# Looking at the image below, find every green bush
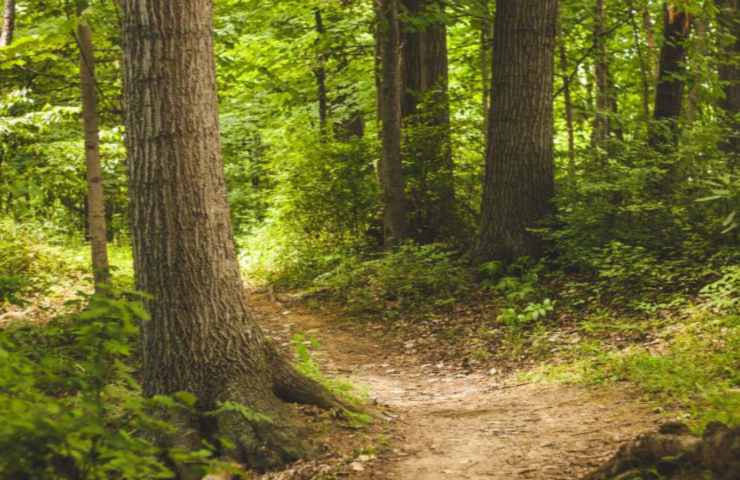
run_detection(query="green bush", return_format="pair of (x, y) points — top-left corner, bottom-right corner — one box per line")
(0, 291), (221, 479)
(0, 218), (76, 303)
(314, 242), (472, 316)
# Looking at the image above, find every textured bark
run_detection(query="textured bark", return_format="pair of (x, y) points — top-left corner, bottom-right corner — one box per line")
(0, 0), (14, 47)
(716, 0), (740, 162)
(476, 0), (557, 262)
(400, 0), (454, 243)
(121, 0), (344, 469)
(377, 0), (408, 245)
(77, 15), (110, 288)
(649, 3), (691, 150)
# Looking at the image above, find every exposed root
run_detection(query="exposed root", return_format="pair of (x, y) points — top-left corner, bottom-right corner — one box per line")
(583, 421), (740, 480)
(268, 345), (358, 413)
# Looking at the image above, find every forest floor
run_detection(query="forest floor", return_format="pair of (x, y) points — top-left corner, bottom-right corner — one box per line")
(252, 294), (660, 480)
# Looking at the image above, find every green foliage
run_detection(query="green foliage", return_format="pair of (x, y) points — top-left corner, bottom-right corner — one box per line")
(699, 265), (740, 314)
(479, 258), (555, 328)
(0, 218), (80, 302)
(0, 291), (224, 479)
(498, 299), (555, 328)
(313, 243), (472, 316)
(531, 311), (740, 431)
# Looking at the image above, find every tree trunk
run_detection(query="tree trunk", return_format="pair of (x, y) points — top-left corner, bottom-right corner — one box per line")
(76, 9), (110, 288)
(559, 20), (576, 185)
(627, 0), (652, 123)
(0, 0), (14, 47)
(644, 5), (658, 79)
(649, 3), (691, 150)
(477, 0), (494, 137)
(120, 0), (344, 470)
(592, 0), (612, 145)
(687, 17), (707, 123)
(476, 0), (557, 263)
(377, 0), (407, 245)
(716, 0), (740, 163)
(400, 0), (454, 243)
(314, 8), (329, 141)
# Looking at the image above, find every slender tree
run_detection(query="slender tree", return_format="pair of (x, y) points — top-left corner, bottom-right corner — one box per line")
(476, 0), (557, 262)
(592, 0), (612, 145)
(314, 8), (329, 141)
(0, 0), (14, 46)
(400, 0), (455, 243)
(649, 3), (691, 150)
(377, 0), (408, 244)
(76, 4), (110, 288)
(716, 0), (740, 161)
(120, 0), (345, 469)
(558, 19), (576, 184)
(627, 0), (653, 123)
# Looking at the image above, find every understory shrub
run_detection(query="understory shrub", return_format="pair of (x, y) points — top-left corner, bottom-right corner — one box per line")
(313, 242), (472, 316)
(0, 291), (224, 479)
(0, 218), (78, 303)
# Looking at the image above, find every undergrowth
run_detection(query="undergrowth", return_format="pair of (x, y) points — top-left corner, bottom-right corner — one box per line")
(0, 289), (232, 479)
(524, 267), (740, 431)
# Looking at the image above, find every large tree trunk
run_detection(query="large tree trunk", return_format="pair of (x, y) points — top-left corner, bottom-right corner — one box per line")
(649, 3), (691, 150)
(120, 0), (344, 470)
(0, 0), (14, 47)
(716, 0), (740, 163)
(77, 11), (110, 289)
(476, 0), (557, 262)
(400, 0), (455, 243)
(377, 0), (408, 245)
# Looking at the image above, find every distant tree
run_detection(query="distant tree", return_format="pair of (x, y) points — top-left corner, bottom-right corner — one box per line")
(716, 0), (740, 161)
(400, 0), (455, 243)
(0, 0), (14, 46)
(592, 0), (613, 146)
(476, 0), (557, 262)
(76, 2), (110, 288)
(121, 0), (344, 468)
(649, 3), (691, 150)
(376, 0), (408, 245)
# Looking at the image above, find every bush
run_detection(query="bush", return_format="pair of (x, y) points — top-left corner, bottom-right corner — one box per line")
(314, 243), (472, 316)
(0, 291), (222, 479)
(0, 218), (77, 303)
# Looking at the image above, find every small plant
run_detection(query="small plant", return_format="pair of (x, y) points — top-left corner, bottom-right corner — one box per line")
(700, 265), (740, 314)
(498, 299), (555, 328)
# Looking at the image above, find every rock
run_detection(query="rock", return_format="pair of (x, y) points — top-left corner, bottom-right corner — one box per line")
(349, 461), (365, 472)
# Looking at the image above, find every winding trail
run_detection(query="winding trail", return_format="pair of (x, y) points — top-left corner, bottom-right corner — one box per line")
(254, 296), (658, 479)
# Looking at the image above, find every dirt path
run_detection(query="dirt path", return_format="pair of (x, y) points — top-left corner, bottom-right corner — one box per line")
(254, 297), (658, 480)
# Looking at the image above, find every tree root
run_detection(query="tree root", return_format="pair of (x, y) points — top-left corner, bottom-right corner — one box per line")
(583, 421), (740, 480)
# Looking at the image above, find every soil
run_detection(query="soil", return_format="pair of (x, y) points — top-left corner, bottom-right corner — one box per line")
(252, 295), (660, 480)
